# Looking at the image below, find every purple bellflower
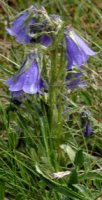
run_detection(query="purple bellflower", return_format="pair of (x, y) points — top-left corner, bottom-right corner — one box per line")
(81, 112), (92, 137)
(11, 91), (25, 105)
(67, 79), (84, 89)
(6, 12), (51, 46)
(4, 53), (45, 95)
(6, 12), (35, 43)
(82, 121), (92, 137)
(66, 70), (86, 89)
(65, 29), (96, 70)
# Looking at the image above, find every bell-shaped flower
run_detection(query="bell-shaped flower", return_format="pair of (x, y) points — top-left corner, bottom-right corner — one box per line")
(6, 12), (51, 46)
(66, 69), (86, 89)
(4, 53), (45, 94)
(11, 91), (25, 105)
(65, 29), (96, 69)
(82, 120), (92, 137)
(81, 112), (92, 137)
(6, 12), (35, 43)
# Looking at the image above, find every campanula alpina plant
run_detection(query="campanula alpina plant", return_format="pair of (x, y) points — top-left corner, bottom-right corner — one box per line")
(4, 5), (96, 138)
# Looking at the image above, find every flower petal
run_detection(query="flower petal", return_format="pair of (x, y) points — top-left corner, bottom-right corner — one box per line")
(65, 35), (87, 69)
(6, 13), (35, 43)
(6, 13), (28, 36)
(72, 31), (96, 56)
(40, 34), (51, 47)
(67, 79), (82, 89)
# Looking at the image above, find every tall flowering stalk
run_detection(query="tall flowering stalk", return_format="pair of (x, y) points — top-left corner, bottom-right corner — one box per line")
(4, 5), (96, 136)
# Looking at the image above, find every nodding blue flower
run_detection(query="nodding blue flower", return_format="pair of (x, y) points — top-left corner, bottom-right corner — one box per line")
(66, 70), (86, 89)
(81, 112), (92, 137)
(11, 91), (25, 105)
(65, 29), (96, 70)
(67, 79), (85, 89)
(6, 12), (51, 46)
(6, 12), (35, 43)
(4, 53), (45, 94)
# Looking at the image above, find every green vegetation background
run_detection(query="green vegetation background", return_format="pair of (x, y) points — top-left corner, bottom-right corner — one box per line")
(0, 0), (102, 199)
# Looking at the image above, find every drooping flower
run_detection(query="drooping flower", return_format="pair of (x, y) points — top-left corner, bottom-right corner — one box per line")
(65, 28), (96, 70)
(11, 91), (25, 105)
(66, 69), (86, 89)
(81, 112), (92, 137)
(83, 120), (92, 137)
(6, 11), (51, 46)
(6, 12), (35, 43)
(4, 53), (45, 94)
(67, 79), (85, 89)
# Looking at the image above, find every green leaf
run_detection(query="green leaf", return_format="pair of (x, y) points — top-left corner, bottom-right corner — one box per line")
(15, 194), (24, 200)
(74, 184), (95, 200)
(79, 91), (92, 105)
(74, 149), (84, 169)
(0, 64), (14, 75)
(94, 179), (101, 190)
(36, 165), (85, 200)
(79, 171), (102, 182)
(67, 169), (78, 190)
(0, 179), (5, 200)
(60, 144), (76, 163)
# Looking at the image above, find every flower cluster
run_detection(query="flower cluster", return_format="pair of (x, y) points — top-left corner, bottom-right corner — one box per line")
(4, 6), (96, 136)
